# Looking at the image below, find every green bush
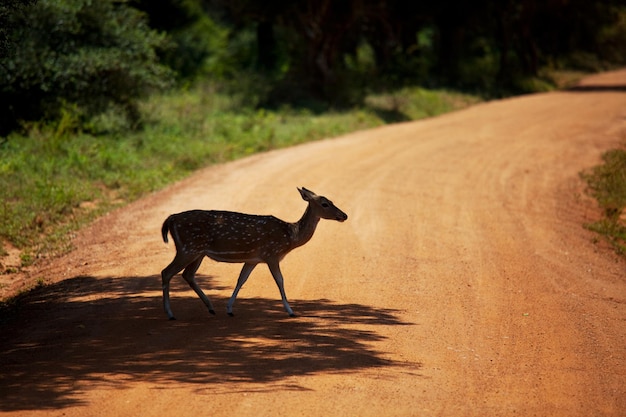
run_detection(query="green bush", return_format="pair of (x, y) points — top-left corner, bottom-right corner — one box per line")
(0, 0), (173, 135)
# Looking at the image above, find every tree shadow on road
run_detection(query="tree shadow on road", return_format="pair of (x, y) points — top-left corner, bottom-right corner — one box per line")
(0, 275), (418, 411)
(566, 85), (626, 93)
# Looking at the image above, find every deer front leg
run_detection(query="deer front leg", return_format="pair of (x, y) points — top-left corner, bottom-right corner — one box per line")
(267, 261), (295, 317)
(227, 262), (257, 316)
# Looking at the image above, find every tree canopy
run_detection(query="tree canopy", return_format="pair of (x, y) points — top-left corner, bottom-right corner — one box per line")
(0, 0), (172, 135)
(211, 0), (625, 94)
(1, 0), (625, 134)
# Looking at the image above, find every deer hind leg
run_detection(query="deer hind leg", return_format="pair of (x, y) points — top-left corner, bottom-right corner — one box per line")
(227, 262), (257, 316)
(182, 256), (216, 316)
(161, 252), (198, 320)
(267, 261), (295, 317)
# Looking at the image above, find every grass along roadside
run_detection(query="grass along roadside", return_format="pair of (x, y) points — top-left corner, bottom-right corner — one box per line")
(0, 85), (480, 281)
(581, 146), (626, 255)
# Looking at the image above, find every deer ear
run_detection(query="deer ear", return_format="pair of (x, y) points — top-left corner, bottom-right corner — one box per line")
(298, 187), (316, 201)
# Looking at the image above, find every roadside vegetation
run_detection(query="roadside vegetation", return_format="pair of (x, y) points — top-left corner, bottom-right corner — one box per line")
(1, 0), (625, 275)
(0, 85), (478, 270)
(581, 147), (626, 255)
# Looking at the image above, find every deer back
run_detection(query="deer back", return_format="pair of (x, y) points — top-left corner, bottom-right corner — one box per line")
(164, 210), (294, 263)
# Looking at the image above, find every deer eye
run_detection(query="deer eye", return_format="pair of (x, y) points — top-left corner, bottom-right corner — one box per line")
(321, 202), (330, 208)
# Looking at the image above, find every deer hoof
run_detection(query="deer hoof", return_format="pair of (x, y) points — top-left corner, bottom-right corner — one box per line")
(289, 313), (297, 318)
(209, 309), (216, 315)
(228, 312), (235, 317)
(168, 316), (177, 321)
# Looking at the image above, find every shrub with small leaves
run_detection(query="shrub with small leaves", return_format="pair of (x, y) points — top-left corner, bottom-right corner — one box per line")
(0, 0), (173, 135)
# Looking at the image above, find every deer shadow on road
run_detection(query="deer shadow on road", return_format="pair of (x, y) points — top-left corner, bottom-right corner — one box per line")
(0, 274), (418, 411)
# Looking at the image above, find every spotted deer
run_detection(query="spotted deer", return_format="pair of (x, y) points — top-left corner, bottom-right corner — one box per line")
(160, 187), (348, 320)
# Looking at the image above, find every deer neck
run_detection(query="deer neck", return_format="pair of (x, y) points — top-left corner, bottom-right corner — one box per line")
(290, 204), (320, 248)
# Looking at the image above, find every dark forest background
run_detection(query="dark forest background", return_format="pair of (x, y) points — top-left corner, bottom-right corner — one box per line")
(1, 0), (626, 135)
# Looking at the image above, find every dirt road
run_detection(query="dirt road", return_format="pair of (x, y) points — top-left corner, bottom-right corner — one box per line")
(1, 70), (625, 416)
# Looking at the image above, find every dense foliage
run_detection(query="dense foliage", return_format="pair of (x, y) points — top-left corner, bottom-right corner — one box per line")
(0, 0), (36, 57)
(0, 0), (173, 135)
(152, 0), (626, 102)
(1, 0), (625, 133)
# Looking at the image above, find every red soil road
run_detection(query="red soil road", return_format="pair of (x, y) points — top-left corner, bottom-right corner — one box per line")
(1, 70), (625, 417)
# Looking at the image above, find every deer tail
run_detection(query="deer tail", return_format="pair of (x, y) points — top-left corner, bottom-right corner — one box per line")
(161, 217), (171, 244)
